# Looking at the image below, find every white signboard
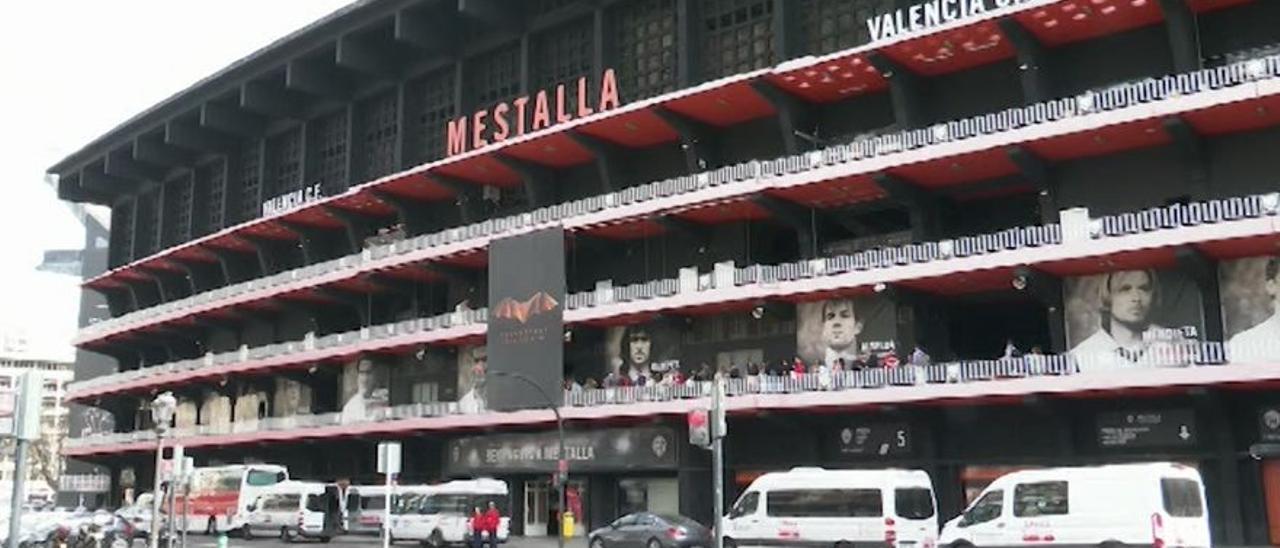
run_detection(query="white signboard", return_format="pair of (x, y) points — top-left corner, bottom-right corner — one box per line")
(377, 441), (402, 475)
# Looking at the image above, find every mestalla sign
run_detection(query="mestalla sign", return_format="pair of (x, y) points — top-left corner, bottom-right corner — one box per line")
(866, 0), (1039, 43)
(446, 69), (621, 156)
(443, 426), (678, 476)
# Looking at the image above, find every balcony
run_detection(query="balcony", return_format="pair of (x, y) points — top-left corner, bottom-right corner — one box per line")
(77, 53), (1280, 348)
(63, 335), (1280, 456)
(66, 191), (1280, 404)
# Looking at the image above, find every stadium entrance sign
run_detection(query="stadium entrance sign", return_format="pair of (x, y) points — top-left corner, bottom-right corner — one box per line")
(446, 69), (620, 156)
(867, 0), (1038, 43)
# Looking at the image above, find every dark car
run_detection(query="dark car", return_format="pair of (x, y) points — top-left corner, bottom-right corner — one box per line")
(589, 513), (711, 548)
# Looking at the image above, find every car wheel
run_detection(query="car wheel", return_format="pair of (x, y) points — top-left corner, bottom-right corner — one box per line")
(320, 536), (332, 543)
(949, 541), (975, 548)
(591, 538), (606, 548)
(834, 542), (853, 548)
(242, 526), (254, 540)
(647, 539), (662, 548)
(206, 518), (217, 536)
(428, 530), (445, 548)
(281, 527), (293, 543)
(723, 538), (737, 548)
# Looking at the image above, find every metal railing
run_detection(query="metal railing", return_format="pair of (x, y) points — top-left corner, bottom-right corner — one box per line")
(66, 338), (1280, 449)
(79, 54), (1280, 340)
(66, 191), (1280, 397)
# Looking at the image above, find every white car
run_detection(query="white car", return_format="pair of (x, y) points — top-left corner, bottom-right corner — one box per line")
(940, 462), (1210, 548)
(723, 467), (937, 548)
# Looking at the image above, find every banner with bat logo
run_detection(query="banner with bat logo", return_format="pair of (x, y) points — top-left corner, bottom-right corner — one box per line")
(486, 227), (566, 410)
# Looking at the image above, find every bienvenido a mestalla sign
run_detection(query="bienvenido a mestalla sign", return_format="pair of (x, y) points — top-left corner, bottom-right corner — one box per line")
(446, 69), (621, 157)
(866, 0), (1039, 43)
(261, 182), (323, 217)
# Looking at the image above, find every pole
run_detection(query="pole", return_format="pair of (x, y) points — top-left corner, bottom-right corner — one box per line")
(167, 471), (176, 548)
(181, 474), (189, 548)
(6, 372), (39, 548)
(5, 441), (28, 548)
(382, 469), (392, 548)
(711, 377), (725, 548)
(488, 371), (564, 548)
(555, 407), (565, 548)
(149, 435), (165, 548)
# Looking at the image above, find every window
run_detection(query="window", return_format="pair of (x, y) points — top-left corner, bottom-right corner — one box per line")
(358, 91), (399, 181)
(766, 489), (882, 518)
(729, 491), (758, 518)
(422, 494), (471, 515)
(701, 0), (775, 80)
(412, 382), (440, 403)
(1013, 481), (1068, 517)
(963, 490), (1003, 526)
(362, 496), (386, 510)
(611, 0), (677, 101)
(306, 494), (329, 512)
(238, 139), (264, 222)
(246, 469), (286, 487)
(269, 494), (301, 511)
(311, 110), (349, 193)
(533, 18), (594, 113)
(197, 159), (228, 233)
(403, 68), (456, 167)
(1161, 478), (1204, 518)
(803, 0), (894, 55)
(266, 127), (303, 197)
(895, 488), (935, 520)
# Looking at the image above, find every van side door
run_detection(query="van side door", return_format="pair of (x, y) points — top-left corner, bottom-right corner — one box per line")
(955, 489), (1005, 546)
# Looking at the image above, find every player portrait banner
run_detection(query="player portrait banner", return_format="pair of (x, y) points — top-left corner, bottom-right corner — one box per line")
(1219, 255), (1280, 363)
(1064, 268), (1204, 372)
(796, 294), (898, 366)
(603, 321), (683, 382)
(486, 227), (566, 410)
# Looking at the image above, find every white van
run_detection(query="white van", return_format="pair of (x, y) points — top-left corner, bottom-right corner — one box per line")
(939, 462), (1210, 548)
(723, 468), (938, 548)
(388, 479), (510, 547)
(243, 481), (344, 542)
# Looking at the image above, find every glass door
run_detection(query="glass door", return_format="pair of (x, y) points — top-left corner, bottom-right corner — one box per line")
(524, 481), (549, 537)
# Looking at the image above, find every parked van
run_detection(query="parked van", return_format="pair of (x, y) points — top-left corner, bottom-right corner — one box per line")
(723, 467), (937, 548)
(939, 462), (1209, 548)
(243, 481), (344, 542)
(388, 479), (510, 547)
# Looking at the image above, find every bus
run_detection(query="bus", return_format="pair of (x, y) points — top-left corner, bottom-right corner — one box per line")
(388, 479), (510, 547)
(167, 464), (289, 535)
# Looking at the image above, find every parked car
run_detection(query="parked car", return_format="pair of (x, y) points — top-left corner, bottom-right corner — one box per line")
(589, 513), (711, 548)
(939, 462), (1210, 548)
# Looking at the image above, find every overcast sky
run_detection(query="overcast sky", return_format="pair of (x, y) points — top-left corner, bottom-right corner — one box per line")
(0, 0), (354, 362)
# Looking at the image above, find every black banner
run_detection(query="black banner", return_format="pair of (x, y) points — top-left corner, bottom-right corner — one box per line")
(833, 422), (913, 459)
(1097, 409), (1196, 448)
(444, 427), (678, 476)
(487, 227), (566, 411)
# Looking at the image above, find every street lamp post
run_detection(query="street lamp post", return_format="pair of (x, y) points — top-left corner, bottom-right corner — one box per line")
(149, 392), (177, 548)
(486, 371), (565, 548)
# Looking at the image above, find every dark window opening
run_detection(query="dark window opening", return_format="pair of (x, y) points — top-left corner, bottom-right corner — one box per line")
(701, 0), (775, 80)
(766, 489), (882, 518)
(612, 0), (678, 102)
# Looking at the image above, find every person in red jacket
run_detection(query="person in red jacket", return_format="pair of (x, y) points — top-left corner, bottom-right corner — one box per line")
(482, 501), (502, 548)
(469, 506), (486, 548)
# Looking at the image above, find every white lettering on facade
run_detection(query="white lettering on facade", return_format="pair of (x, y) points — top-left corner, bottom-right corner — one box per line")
(261, 183), (323, 217)
(867, 0), (1027, 43)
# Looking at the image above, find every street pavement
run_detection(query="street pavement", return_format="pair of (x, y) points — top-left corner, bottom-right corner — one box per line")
(174, 535), (589, 548)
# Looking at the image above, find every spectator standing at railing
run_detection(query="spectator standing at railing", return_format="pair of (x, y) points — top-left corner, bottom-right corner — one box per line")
(584, 377), (599, 390)
(746, 364), (761, 393)
(1228, 256), (1280, 363)
(791, 356), (807, 377)
(603, 370), (623, 388)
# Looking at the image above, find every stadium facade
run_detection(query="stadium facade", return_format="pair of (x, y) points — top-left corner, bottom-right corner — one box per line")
(50, 0), (1280, 544)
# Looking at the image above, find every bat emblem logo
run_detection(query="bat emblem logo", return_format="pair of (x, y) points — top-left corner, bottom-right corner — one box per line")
(493, 291), (559, 323)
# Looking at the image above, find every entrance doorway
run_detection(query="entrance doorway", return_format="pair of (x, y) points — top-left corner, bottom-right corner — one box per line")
(523, 480), (589, 537)
(524, 481), (549, 537)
